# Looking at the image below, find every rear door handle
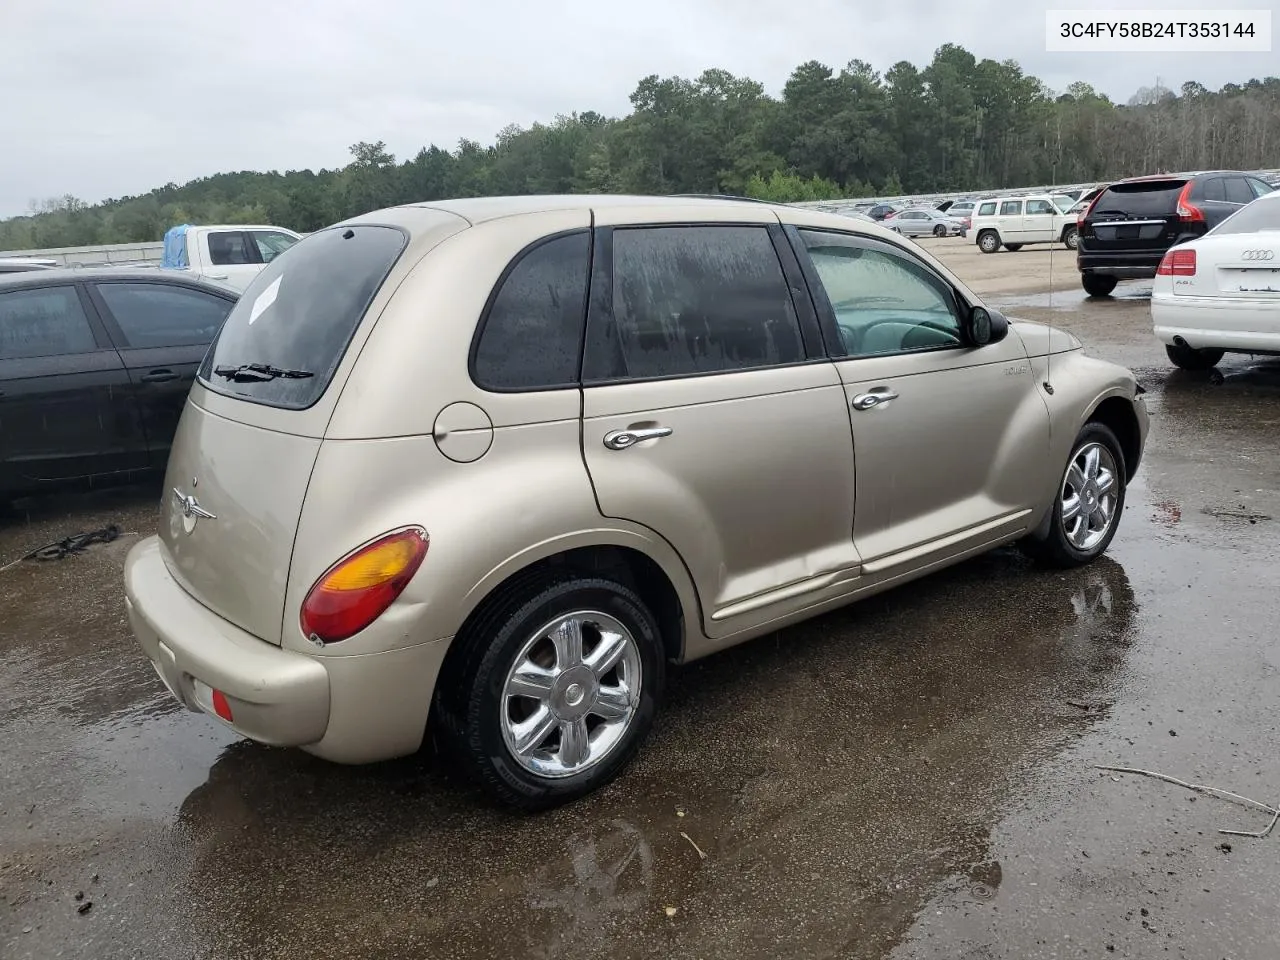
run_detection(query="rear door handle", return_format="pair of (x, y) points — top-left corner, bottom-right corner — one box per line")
(141, 369), (179, 383)
(603, 425), (673, 450)
(851, 390), (899, 411)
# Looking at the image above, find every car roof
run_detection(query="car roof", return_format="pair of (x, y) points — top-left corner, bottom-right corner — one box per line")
(0, 266), (239, 295)
(338, 194), (915, 240)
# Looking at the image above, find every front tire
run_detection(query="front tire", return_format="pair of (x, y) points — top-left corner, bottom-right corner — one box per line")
(978, 230), (1001, 254)
(1063, 226), (1078, 250)
(1081, 272), (1117, 297)
(933, 224), (947, 237)
(1165, 342), (1224, 371)
(437, 576), (665, 811)
(1020, 423), (1127, 569)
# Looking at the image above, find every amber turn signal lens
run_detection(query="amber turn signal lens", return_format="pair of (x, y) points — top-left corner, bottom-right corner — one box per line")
(300, 527), (428, 644)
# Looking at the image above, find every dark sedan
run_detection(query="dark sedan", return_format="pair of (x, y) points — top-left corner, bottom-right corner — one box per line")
(0, 268), (237, 502)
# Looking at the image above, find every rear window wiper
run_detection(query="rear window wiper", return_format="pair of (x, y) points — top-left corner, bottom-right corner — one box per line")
(212, 362), (314, 382)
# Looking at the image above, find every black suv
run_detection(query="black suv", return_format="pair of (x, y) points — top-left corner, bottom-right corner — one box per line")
(1076, 171), (1274, 297)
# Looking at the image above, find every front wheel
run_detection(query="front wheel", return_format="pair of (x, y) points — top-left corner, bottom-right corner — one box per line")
(933, 224), (947, 238)
(437, 576), (665, 810)
(1020, 423), (1127, 569)
(1165, 342), (1224, 371)
(977, 230), (1000, 254)
(1063, 226), (1078, 250)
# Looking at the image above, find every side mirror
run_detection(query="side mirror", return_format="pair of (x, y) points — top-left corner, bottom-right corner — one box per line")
(968, 305), (1009, 346)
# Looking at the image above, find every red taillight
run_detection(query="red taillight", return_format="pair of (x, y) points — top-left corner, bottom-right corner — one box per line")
(211, 688), (234, 722)
(300, 527), (429, 644)
(1157, 248), (1197, 276)
(1078, 191), (1103, 227)
(1176, 182), (1204, 222)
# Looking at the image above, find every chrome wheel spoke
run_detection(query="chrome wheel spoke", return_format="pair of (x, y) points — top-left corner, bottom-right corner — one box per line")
(1062, 494), (1083, 522)
(585, 629), (628, 678)
(1096, 470), (1116, 495)
(551, 618), (585, 669)
(592, 684), (632, 721)
(1066, 463), (1087, 493)
(507, 663), (555, 700)
(1096, 496), (1114, 526)
(1083, 445), (1101, 479)
(558, 718), (590, 767)
(513, 707), (558, 756)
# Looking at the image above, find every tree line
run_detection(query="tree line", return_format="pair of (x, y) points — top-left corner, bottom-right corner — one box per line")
(3, 43), (1278, 251)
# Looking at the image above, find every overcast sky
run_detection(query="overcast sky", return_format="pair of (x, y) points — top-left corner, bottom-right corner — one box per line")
(1, 0), (1276, 218)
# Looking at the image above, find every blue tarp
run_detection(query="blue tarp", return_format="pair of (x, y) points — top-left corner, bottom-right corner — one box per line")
(161, 224), (192, 268)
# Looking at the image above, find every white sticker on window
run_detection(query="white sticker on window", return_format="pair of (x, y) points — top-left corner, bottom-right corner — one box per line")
(248, 275), (281, 325)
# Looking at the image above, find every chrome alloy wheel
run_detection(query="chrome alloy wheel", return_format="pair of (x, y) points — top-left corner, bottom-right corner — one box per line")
(500, 611), (642, 778)
(1061, 441), (1119, 551)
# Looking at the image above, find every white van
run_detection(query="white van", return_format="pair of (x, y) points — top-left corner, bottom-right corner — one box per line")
(970, 195), (1078, 254)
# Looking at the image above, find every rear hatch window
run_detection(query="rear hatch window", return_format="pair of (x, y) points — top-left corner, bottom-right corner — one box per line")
(1091, 180), (1187, 219)
(198, 224), (407, 409)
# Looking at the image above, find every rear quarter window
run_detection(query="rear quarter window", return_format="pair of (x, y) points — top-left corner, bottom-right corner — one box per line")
(198, 225), (407, 409)
(977, 202), (997, 216)
(1094, 180), (1187, 217)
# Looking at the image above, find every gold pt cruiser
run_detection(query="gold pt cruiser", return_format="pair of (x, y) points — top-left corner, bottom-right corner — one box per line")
(124, 195), (1149, 809)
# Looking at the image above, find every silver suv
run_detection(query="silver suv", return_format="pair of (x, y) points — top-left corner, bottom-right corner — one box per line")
(124, 196), (1149, 809)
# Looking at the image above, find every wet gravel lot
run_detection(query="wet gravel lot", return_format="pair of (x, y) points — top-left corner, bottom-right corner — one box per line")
(3, 254), (1280, 959)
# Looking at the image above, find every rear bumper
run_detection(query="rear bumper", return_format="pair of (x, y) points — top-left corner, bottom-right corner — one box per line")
(1077, 248), (1163, 279)
(125, 536), (448, 763)
(1152, 293), (1280, 352)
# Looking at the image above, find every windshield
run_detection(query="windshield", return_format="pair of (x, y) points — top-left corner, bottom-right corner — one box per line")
(1211, 197), (1280, 235)
(198, 224), (407, 409)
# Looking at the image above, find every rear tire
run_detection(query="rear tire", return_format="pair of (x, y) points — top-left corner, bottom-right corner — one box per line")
(1165, 342), (1224, 371)
(1004, 243), (1024, 251)
(1081, 273), (1117, 297)
(977, 230), (1001, 254)
(1020, 423), (1127, 569)
(436, 575), (665, 811)
(933, 224), (947, 237)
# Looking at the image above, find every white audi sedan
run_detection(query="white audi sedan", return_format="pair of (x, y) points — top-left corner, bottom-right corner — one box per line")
(1152, 188), (1280, 370)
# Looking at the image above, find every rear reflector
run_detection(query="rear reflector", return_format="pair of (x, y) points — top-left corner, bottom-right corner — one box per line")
(211, 688), (234, 722)
(1157, 248), (1197, 276)
(300, 527), (429, 644)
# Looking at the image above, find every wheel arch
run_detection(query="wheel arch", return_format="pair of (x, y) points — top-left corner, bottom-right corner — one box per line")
(1085, 393), (1143, 482)
(439, 532), (698, 695)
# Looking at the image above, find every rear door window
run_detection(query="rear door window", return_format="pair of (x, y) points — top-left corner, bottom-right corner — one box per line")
(94, 282), (234, 348)
(206, 231), (258, 266)
(1225, 178), (1256, 205)
(1199, 178), (1226, 202)
(198, 225), (407, 409)
(1000, 201), (1022, 216)
(0, 285), (99, 360)
(587, 225), (804, 381)
(1093, 180), (1186, 217)
(472, 231), (590, 390)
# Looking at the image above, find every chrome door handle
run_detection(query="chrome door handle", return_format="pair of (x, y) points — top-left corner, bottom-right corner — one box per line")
(603, 426), (672, 450)
(851, 390), (899, 411)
